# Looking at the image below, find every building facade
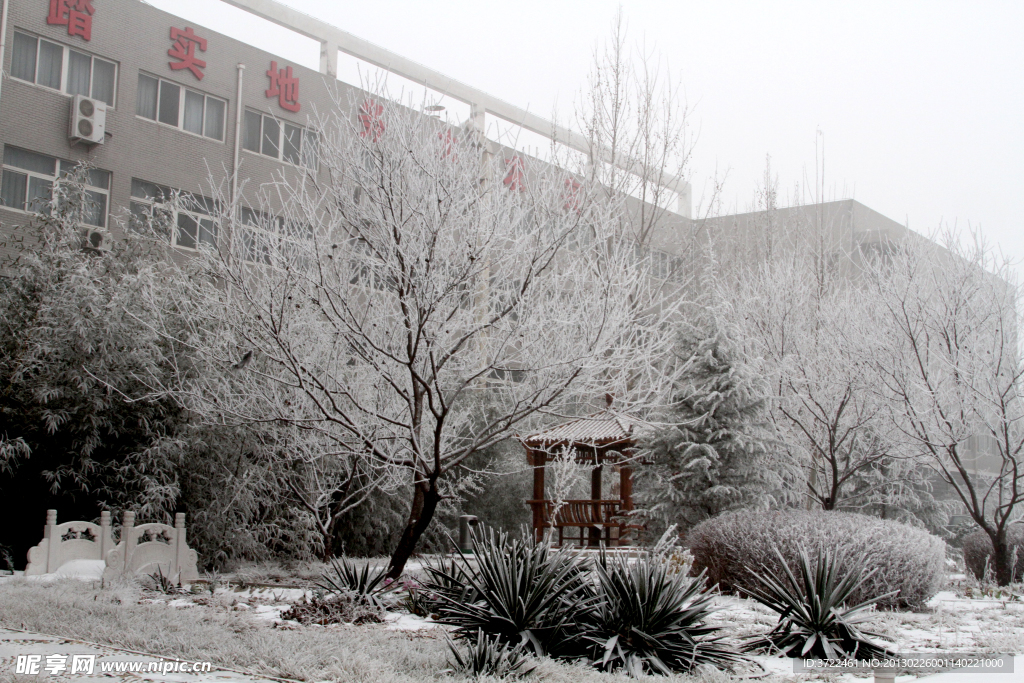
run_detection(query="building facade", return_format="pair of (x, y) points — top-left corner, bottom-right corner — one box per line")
(0, 0), (383, 255)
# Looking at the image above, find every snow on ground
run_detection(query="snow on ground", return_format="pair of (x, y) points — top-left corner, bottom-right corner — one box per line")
(51, 559), (105, 580)
(385, 612), (440, 631)
(0, 560), (108, 582)
(9, 559), (1024, 680)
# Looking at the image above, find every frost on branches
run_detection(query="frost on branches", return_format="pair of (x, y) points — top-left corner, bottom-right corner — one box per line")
(166, 96), (682, 577)
(871, 231), (1024, 586)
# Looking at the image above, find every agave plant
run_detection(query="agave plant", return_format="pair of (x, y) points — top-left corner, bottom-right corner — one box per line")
(445, 630), (537, 679)
(316, 556), (394, 609)
(581, 553), (745, 677)
(424, 527), (594, 656)
(743, 548), (895, 659)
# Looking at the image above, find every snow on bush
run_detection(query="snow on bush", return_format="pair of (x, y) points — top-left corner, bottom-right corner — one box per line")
(962, 524), (1024, 582)
(686, 509), (945, 609)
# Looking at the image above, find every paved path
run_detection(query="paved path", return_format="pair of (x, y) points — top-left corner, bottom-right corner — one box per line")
(0, 628), (291, 682)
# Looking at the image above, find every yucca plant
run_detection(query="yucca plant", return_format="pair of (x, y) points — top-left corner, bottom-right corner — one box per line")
(416, 555), (478, 617)
(445, 630), (537, 679)
(316, 557), (394, 609)
(581, 553), (745, 677)
(743, 548), (895, 659)
(425, 527), (594, 656)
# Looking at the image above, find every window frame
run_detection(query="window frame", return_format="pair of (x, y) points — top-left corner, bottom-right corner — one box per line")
(129, 179), (218, 251)
(242, 109), (318, 170)
(9, 29), (118, 107)
(135, 72), (227, 142)
(0, 147), (111, 228)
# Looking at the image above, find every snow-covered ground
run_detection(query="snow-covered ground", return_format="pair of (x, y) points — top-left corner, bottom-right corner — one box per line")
(7, 561), (1024, 681)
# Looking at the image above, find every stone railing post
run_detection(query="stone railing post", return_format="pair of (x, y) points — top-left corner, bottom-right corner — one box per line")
(99, 511), (112, 559)
(174, 513), (186, 577)
(121, 511), (136, 575)
(44, 510), (58, 573)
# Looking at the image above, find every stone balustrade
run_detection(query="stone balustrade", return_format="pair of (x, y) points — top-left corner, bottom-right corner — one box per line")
(25, 510), (199, 584)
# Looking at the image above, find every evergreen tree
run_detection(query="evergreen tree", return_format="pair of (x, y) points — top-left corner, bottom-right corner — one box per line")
(639, 321), (778, 530)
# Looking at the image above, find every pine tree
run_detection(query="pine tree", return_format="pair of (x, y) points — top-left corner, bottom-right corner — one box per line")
(639, 321), (778, 530)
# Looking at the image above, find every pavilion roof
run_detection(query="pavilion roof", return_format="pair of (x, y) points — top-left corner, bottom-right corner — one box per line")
(519, 408), (638, 450)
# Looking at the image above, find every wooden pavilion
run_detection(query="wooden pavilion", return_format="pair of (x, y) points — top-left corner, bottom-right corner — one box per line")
(520, 402), (643, 547)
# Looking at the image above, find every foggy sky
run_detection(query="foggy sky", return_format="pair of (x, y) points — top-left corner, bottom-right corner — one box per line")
(145, 0), (1024, 266)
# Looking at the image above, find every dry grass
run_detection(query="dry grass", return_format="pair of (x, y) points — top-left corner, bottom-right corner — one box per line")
(0, 578), (747, 682)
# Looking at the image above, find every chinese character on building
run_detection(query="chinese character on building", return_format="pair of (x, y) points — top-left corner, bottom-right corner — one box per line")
(438, 130), (457, 159)
(47, 0), (94, 41)
(504, 156), (526, 192)
(168, 27), (207, 80)
(265, 61), (300, 113)
(359, 99), (385, 141)
(562, 177), (582, 212)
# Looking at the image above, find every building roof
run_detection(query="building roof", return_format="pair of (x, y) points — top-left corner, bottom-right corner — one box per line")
(520, 408), (638, 450)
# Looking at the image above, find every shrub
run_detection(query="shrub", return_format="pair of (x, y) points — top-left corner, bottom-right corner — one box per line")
(315, 557), (395, 609)
(416, 555), (479, 618)
(444, 631), (537, 679)
(743, 548), (893, 659)
(963, 525), (1024, 582)
(280, 593), (384, 625)
(686, 509), (945, 609)
(424, 528), (592, 656)
(581, 553), (744, 676)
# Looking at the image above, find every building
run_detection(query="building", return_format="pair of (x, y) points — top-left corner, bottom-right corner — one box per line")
(0, 0), (696, 259)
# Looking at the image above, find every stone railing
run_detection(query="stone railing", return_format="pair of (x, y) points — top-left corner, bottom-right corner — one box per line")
(25, 510), (115, 575)
(25, 510), (199, 583)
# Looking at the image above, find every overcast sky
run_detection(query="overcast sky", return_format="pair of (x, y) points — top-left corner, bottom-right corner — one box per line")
(146, 0), (1024, 264)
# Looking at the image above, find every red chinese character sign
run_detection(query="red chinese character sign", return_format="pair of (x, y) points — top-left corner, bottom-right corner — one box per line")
(47, 0), (94, 41)
(562, 177), (583, 212)
(266, 61), (300, 113)
(503, 156), (526, 192)
(438, 130), (457, 159)
(168, 27), (207, 80)
(359, 100), (385, 141)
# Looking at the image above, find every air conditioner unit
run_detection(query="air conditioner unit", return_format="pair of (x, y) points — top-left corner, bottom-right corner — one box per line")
(69, 94), (106, 145)
(81, 227), (112, 252)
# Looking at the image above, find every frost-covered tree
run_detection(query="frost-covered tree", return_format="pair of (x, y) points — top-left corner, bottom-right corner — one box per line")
(725, 240), (930, 516)
(164, 94), (681, 578)
(872, 230), (1024, 585)
(639, 315), (777, 529)
(575, 9), (695, 251)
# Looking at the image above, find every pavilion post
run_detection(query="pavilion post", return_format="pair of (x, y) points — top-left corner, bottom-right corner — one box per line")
(590, 459), (603, 546)
(619, 465), (633, 511)
(532, 450), (546, 543)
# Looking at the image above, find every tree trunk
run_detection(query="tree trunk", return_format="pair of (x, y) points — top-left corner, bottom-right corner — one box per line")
(321, 516), (337, 561)
(992, 530), (1014, 587)
(387, 477), (441, 580)
(321, 532), (335, 561)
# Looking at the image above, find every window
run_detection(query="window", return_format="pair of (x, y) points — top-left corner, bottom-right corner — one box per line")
(130, 179), (217, 250)
(10, 30), (116, 106)
(634, 244), (684, 283)
(240, 206), (313, 269)
(242, 109), (317, 169)
(0, 147), (110, 227)
(136, 74), (225, 141)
